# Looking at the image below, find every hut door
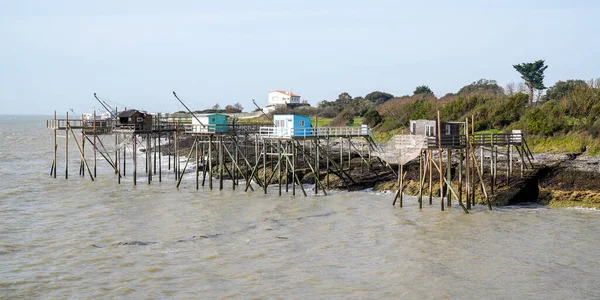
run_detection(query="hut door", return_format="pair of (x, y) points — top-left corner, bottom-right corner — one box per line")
(287, 118), (293, 136)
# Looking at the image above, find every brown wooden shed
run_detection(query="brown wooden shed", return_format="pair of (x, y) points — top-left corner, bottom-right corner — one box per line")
(117, 109), (153, 131)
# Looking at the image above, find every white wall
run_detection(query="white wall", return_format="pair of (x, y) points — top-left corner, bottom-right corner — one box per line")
(268, 91), (301, 105)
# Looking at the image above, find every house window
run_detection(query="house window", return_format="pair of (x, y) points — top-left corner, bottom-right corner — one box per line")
(445, 124), (451, 135)
(136, 117), (144, 122)
(299, 120), (305, 127)
(211, 118), (216, 122)
(426, 126), (434, 136)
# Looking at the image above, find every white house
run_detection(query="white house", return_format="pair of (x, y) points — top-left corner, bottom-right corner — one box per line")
(268, 90), (301, 106)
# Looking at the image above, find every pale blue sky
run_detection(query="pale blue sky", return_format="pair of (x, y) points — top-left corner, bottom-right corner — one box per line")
(1, 0), (598, 115)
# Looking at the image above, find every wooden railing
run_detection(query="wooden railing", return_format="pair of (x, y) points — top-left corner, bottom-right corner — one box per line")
(425, 133), (525, 148)
(259, 126), (371, 138)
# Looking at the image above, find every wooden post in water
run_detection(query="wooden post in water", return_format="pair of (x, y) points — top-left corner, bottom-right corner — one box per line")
(465, 117), (471, 210)
(471, 115), (476, 207)
(428, 149), (433, 205)
(218, 136), (223, 190)
(490, 144), (495, 196)
(195, 137), (199, 189)
(326, 137), (330, 189)
(147, 133), (152, 184)
(153, 125), (157, 176)
(122, 132), (126, 177)
(53, 111), (57, 178)
(93, 110), (97, 178)
(208, 134), (213, 190)
(278, 140), (282, 196)
(263, 139), (267, 194)
(65, 111), (69, 179)
(459, 149), (463, 205)
(315, 139), (320, 195)
(447, 148), (452, 207)
(117, 133), (121, 184)
(175, 123), (179, 180)
(159, 131), (162, 182)
(285, 141), (289, 193)
(417, 150), (423, 209)
(292, 140), (296, 196)
(80, 114), (85, 177)
(437, 111), (444, 211)
(133, 134), (137, 185)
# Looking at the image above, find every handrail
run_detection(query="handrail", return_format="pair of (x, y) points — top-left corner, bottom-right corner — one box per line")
(259, 126), (371, 138)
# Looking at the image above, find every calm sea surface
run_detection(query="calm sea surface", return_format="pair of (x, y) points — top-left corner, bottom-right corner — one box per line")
(1, 115), (599, 299)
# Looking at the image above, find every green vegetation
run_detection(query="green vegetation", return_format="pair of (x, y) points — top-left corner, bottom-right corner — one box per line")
(261, 60), (599, 154)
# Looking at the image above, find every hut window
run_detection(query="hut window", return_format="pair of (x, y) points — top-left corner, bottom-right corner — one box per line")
(445, 124), (451, 135)
(426, 125), (434, 136)
(299, 120), (305, 127)
(136, 117), (143, 122)
(211, 118), (216, 122)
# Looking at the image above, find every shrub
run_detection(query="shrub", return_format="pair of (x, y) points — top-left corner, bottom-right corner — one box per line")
(363, 109), (383, 127)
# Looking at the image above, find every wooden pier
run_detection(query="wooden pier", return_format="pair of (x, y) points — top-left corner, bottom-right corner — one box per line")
(47, 110), (534, 214)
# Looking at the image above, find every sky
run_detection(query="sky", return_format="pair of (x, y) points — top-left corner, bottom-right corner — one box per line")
(1, 0), (599, 115)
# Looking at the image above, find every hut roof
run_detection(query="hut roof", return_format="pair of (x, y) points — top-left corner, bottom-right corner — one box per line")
(117, 109), (143, 118)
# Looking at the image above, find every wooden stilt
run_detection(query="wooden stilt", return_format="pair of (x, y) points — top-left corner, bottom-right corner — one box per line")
(326, 138), (330, 189)
(278, 140), (282, 196)
(79, 114), (84, 177)
(208, 135), (213, 190)
(159, 132), (162, 182)
(263, 139), (267, 194)
(53, 111), (57, 178)
(428, 149), (433, 205)
(292, 140), (296, 196)
(459, 149), (463, 205)
(447, 148), (452, 207)
(465, 118), (471, 210)
(93, 111), (97, 178)
(417, 150), (423, 208)
(315, 139), (319, 194)
(65, 111), (69, 180)
(219, 136), (224, 191)
(133, 134), (137, 185)
(196, 137), (199, 189)
(437, 111), (443, 211)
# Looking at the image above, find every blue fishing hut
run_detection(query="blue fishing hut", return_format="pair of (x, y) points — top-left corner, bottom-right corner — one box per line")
(273, 114), (312, 137)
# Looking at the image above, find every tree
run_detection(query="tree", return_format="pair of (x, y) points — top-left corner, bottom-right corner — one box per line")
(336, 92), (353, 105)
(225, 104), (242, 113)
(458, 79), (504, 96)
(544, 79), (587, 101)
(363, 109), (383, 127)
(233, 102), (244, 112)
(364, 91), (394, 104)
(413, 85), (433, 95)
(212, 103), (221, 110)
(513, 60), (548, 105)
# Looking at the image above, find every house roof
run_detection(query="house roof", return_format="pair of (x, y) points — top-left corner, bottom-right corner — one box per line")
(270, 90), (301, 97)
(117, 109), (144, 118)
